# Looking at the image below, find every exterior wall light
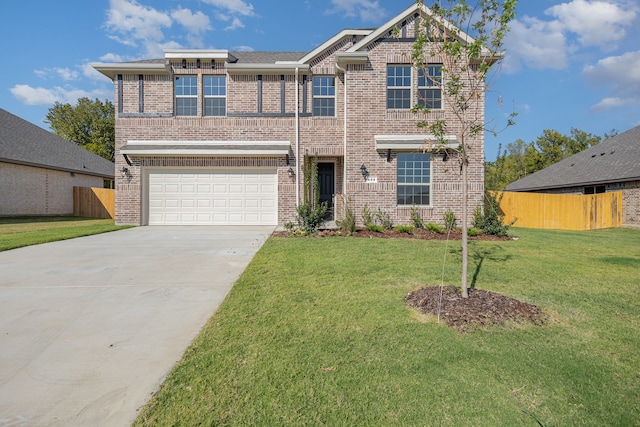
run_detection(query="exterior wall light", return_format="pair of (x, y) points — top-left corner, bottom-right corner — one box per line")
(360, 164), (368, 180)
(120, 166), (129, 176)
(287, 167), (295, 177)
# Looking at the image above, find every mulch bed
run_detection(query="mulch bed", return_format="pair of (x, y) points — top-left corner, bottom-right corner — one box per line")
(405, 285), (548, 332)
(272, 227), (513, 241)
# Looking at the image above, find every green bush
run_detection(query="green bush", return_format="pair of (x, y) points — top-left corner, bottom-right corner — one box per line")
(366, 224), (384, 233)
(410, 205), (425, 229)
(296, 202), (328, 234)
(375, 208), (394, 229)
(474, 192), (514, 236)
(362, 204), (374, 227)
(337, 204), (356, 235)
(426, 222), (444, 234)
(395, 225), (414, 234)
(443, 209), (457, 230)
(467, 227), (482, 237)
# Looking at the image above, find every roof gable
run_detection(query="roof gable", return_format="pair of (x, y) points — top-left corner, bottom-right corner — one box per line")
(505, 125), (640, 191)
(0, 109), (114, 178)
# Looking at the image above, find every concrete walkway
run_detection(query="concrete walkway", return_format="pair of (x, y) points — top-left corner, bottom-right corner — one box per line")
(0, 226), (272, 426)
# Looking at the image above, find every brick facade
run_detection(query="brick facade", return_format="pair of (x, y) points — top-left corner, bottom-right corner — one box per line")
(0, 162), (106, 216)
(99, 6), (486, 227)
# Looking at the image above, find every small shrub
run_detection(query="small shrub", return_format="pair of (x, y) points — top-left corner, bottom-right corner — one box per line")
(475, 192), (514, 236)
(283, 221), (295, 230)
(375, 208), (394, 229)
(410, 205), (425, 229)
(396, 225), (414, 234)
(467, 227), (482, 237)
(443, 209), (457, 230)
(426, 222), (444, 234)
(337, 204), (356, 235)
(362, 204), (374, 227)
(296, 201), (328, 234)
(366, 224), (384, 233)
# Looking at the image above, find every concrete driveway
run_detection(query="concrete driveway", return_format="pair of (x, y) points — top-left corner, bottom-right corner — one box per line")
(0, 226), (272, 426)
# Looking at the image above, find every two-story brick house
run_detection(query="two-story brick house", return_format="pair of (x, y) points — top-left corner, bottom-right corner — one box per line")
(93, 3), (485, 226)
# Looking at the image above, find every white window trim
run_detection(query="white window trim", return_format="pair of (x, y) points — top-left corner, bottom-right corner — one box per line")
(175, 75), (198, 116)
(312, 76), (336, 117)
(386, 65), (412, 110)
(203, 75), (226, 117)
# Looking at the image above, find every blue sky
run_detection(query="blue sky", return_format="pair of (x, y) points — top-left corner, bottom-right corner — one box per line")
(1, 0), (638, 161)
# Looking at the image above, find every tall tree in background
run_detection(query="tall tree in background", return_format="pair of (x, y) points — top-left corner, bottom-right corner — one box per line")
(485, 127), (614, 190)
(412, 0), (517, 298)
(45, 98), (115, 161)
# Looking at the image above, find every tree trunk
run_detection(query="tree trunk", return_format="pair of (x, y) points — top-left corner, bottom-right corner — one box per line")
(461, 157), (469, 298)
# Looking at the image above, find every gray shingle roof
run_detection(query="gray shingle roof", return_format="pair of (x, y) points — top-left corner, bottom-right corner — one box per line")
(505, 125), (640, 191)
(0, 109), (114, 178)
(229, 51), (308, 64)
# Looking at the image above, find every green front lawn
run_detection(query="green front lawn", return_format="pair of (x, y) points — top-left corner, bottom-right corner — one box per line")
(0, 216), (131, 251)
(135, 228), (640, 426)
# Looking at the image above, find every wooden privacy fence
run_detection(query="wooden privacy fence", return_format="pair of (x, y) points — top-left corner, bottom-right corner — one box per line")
(73, 187), (115, 219)
(495, 191), (622, 230)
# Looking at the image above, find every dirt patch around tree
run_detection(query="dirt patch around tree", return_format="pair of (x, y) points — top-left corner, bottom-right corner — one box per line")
(405, 286), (548, 332)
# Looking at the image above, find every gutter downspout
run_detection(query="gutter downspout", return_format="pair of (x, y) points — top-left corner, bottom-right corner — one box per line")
(295, 67), (300, 208)
(335, 61), (347, 210)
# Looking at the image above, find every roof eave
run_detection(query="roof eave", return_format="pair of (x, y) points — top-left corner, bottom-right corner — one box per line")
(92, 62), (170, 80)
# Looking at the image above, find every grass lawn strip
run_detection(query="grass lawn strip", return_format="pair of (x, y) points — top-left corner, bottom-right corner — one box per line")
(133, 228), (640, 426)
(0, 217), (131, 251)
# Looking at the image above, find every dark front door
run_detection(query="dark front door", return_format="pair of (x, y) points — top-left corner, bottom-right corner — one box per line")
(317, 163), (335, 220)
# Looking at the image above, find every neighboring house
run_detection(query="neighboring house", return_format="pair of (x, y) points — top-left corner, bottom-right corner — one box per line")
(93, 3), (486, 227)
(0, 109), (115, 216)
(505, 125), (640, 226)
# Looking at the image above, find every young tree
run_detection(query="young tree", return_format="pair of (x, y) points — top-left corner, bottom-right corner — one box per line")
(412, 0), (517, 298)
(45, 98), (115, 161)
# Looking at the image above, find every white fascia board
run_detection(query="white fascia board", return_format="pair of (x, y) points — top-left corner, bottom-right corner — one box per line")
(91, 62), (169, 79)
(164, 49), (229, 60)
(348, 3), (479, 54)
(348, 3), (422, 52)
(375, 135), (459, 151)
(297, 29), (373, 64)
(225, 63), (310, 74)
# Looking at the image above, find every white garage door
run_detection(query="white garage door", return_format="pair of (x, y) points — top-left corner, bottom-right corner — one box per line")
(148, 170), (277, 225)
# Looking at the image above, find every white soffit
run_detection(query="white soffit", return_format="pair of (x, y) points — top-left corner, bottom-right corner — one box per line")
(121, 140), (290, 156)
(375, 135), (459, 151)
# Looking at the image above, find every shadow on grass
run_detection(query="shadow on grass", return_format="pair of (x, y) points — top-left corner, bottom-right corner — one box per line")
(0, 216), (99, 224)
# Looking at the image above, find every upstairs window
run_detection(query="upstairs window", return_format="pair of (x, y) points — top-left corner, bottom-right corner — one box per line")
(418, 65), (442, 109)
(397, 153), (431, 205)
(175, 76), (197, 116)
(313, 77), (335, 116)
(387, 65), (411, 109)
(204, 76), (226, 116)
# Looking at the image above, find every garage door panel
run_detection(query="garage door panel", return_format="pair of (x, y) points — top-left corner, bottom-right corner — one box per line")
(148, 170), (277, 225)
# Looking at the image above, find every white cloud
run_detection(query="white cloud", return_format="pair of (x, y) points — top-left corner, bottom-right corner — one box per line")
(171, 8), (211, 34)
(503, 17), (567, 73)
(326, 0), (387, 23)
(590, 97), (637, 111)
(583, 50), (640, 110)
(10, 85), (112, 106)
(200, 0), (255, 17)
(545, 0), (637, 49)
(106, 0), (172, 44)
(225, 17), (244, 31)
(55, 68), (79, 81)
(32, 68), (79, 82)
(99, 53), (126, 62)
